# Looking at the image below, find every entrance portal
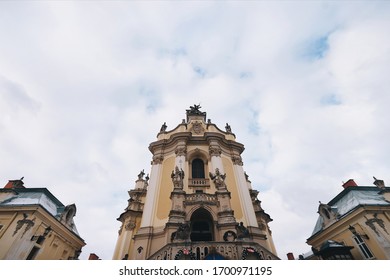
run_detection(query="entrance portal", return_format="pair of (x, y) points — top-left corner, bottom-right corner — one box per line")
(190, 208), (214, 241)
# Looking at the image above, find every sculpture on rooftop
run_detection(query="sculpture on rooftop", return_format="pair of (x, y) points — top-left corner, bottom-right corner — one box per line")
(189, 104), (202, 114)
(137, 170), (145, 180)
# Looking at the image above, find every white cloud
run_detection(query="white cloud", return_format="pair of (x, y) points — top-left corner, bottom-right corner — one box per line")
(1, 1), (390, 260)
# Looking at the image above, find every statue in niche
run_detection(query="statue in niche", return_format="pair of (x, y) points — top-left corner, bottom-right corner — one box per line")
(209, 168), (227, 189)
(171, 166), (185, 189)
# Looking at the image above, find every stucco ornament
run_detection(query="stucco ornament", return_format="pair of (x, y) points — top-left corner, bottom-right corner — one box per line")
(192, 121), (204, 134)
(125, 221), (136, 231)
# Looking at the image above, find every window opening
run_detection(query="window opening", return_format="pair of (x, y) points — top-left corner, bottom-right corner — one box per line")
(353, 235), (374, 259)
(192, 159), (205, 178)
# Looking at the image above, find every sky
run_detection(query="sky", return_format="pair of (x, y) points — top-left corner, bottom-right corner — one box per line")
(1, 1), (390, 260)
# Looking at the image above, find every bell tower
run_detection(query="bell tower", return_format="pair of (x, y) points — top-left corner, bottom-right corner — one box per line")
(113, 105), (278, 260)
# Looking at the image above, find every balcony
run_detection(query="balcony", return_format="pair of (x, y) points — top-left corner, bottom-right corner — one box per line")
(148, 241), (279, 260)
(184, 193), (218, 206)
(188, 178), (210, 188)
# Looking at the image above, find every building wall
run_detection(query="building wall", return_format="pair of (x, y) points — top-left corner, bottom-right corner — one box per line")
(155, 155), (175, 226)
(0, 207), (84, 260)
(307, 188), (390, 260)
(113, 107), (278, 260)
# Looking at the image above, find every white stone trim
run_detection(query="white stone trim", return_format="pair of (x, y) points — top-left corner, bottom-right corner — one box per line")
(140, 164), (162, 228)
(233, 165), (258, 227)
(211, 156), (224, 174)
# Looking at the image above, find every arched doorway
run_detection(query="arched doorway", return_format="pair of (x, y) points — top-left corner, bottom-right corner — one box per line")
(190, 208), (214, 241)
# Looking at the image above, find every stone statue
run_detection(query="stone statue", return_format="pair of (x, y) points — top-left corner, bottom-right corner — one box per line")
(244, 172), (251, 182)
(190, 104), (202, 113)
(174, 222), (191, 241)
(189, 104), (202, 114)
(236, 222), (250, 239)
(171, 166), (185, 189)
(160, 122), (167, 132)
(137, 169), (145, 180)
(144, 173), (149, 188)
(209, 168), (227, 189)
(225, 123), (232, 133)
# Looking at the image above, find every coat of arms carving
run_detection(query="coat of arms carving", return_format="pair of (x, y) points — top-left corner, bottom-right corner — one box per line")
(192, 121), (204, 134)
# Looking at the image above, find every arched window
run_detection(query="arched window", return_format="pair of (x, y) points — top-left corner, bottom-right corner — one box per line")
(192, 159), (205, 178)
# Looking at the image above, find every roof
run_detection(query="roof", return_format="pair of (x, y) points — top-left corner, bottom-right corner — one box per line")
(311, 186), (390, 236)
(0, 187), (80, 236)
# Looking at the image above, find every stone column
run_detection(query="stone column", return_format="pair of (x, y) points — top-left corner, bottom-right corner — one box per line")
(140, 155), (163, 228)
(232, 156), (258, 228)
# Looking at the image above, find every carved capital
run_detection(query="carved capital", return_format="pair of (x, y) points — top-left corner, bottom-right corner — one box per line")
(125, 221), (136, 231)
(231, 155), (243, 166)
(175, 146), (187, 157)
(209, 145), (222, 157)
(152, 155), (164, 165)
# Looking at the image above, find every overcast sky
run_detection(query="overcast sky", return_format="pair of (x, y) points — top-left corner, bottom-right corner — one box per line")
(1, 1), (390, 260)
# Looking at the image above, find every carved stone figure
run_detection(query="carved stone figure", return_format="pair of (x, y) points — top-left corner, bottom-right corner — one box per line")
(173, 222), (191, 241)
(209, 168), (227, 189)
(137, 169), (145, 180)
(244, 172), (250, 182)
(144, 174), (149, 189)
(189, 104), (202, 115)
(171, 166), (185, 189)
(236, 222), (250, 239)
(225, 123), (232, 133)
(160, 122), (167, 132)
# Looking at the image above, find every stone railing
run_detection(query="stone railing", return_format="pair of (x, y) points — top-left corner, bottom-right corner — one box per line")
(148, 241), (279, 260)
(184, 193), (218, 206)
(188, 178), (210, 187)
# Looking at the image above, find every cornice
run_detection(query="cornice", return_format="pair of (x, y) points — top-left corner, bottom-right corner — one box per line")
(148, 131), (245, 156)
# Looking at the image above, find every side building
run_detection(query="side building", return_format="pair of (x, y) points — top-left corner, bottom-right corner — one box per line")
(0, 178), (85, 260)
(306, 178), (390, 260)
(113, 105), (279, 260)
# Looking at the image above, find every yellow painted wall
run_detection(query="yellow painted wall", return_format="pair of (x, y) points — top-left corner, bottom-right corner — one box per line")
(0, 209), (83, 260)
(155, 155), (175, 226)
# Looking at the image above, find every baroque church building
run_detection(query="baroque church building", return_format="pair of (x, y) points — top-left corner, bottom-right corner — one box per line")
(113, 105), (279, 260)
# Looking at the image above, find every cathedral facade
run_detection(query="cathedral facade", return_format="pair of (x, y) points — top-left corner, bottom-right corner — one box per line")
(113, 105), (278, 260)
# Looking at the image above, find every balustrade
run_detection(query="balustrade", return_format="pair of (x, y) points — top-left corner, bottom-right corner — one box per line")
(188, 178), (210, 187)
(149, 241), (278, 260)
